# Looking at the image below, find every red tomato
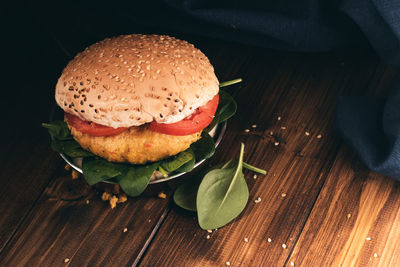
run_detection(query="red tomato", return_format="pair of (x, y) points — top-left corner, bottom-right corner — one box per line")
(149, 94), (219, 136)
(65, 113), (128, 136)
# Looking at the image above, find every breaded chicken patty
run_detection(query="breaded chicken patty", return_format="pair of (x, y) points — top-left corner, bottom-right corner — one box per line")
(68, 123), (201, 164)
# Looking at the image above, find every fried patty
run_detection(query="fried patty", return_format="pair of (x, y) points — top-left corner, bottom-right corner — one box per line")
(68, 124), (201, 164)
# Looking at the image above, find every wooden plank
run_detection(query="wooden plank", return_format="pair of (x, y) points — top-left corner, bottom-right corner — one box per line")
(288, 147), (400, 266)
(0, 172), (171, 266)
(139, 46), (399, 266)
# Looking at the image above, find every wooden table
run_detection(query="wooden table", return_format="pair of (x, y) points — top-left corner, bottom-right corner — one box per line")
(2, 6), (400, 266)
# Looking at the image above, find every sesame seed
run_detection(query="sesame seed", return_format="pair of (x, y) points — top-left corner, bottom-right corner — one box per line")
(347, 213), (351, 219)
(281, 126), (287, 130)
(274, 142), (280, 146)
(226, 262), (231, 266)
(282, 244), (287, 249)
(305, 131), (310, 136)
(290, 262), (295, 266)
(267, 238), (272, 242)
(244, 237), (249, 242)
(64, 258), (70, 263)
(251, 124), (257, 128)
(123, 228), (128, 233)
(206, 235), (211, 239)
(366, 237), (371, 241)
(207, 230), (212, 233)
(85, 199), (90, 204)
(317, 134), (322, 139)
(253, 174), (257, 179)
(254, 197), (261, 203)
(277, 116), (281, 120)
(374, 253), (378, 258)
(281, 193), (287, 197)
(244, 129), (250, 133)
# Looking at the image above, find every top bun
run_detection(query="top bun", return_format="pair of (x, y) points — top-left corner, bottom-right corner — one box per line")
(55, 34), (219, 128)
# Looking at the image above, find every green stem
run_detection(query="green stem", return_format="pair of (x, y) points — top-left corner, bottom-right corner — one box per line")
(219, 78), (242, 88)
(158, 166), (169, 178)
(242, 162), (267, 175)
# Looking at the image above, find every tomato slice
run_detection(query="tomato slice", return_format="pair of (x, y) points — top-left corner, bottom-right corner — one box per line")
(149, 94), (219, 136)
(65, 113), (128, 136)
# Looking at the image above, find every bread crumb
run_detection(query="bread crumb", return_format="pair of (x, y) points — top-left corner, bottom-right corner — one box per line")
(64, 258), (70, 263)
(254, 197), (261, 203)
(347, 213), (351, 219)
(101, 192), (111, 201)
(123, 227), (128, 233)
(317, 134), (322, 139)
(244, 129), (250, 133)
(267, 238), (272, 242)
(251, 124), (257, 128)
(64, 164), (71, 171)
(305, 131), (310, 136)
(244, 237), (249, 242)
(118, 193), (128, 203)
(281, 193), (287, 198)
(85, 199), (90, 204)
(282, 244), (287, 249)
(158, 192), (167, 199)
(109, 195), (118, 209)
(277, 116), (281, 120)
(71, 170), (79, 179)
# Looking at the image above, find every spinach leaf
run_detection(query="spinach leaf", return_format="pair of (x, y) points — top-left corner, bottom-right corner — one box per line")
(161, 150), (194, 172)
(191, 132), (215, 161)
(42, 121), (72, 140)
(175, 149), (196, 173)
(118, 162), (160, 197)
(217, 90), (237, 124)
(51, 139), (93, 158)
(173, 179), (200, 211)
(196, 143), (249, 230)
(82, 158), (126, 185)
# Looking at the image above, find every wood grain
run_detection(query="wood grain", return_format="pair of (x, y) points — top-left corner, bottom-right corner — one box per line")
(288, 147), (400, 267)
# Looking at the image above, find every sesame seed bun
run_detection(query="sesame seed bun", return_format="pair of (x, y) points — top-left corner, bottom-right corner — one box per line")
(55, 34), (219, 128)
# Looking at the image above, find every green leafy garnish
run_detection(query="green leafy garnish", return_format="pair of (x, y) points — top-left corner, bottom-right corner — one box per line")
(197, 143), (248, 230)
(118, 162), (160, 197)
(174, 143), (266, 229)
(82, 158), (126, 185)
(191, 132), (215, 161)
(219, 78), (242, 88)
(175, 149), (196, 173)
(205, 90), (237, 132)
(161, 150), (194, 173)
(42, 121), (72, 140)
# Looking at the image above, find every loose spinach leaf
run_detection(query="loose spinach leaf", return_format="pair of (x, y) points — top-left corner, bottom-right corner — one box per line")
(196, 143), (249, 230)
(161, 150), (194, 173)
(173, 179), (200, 211)
(191, 132), (215, 161)
(82, 158), (126, 185)
(51, 139), (93, 158)
(42, 121), (72, 140)
(217, 90), (237, 124)
(175, 149), (196, 173)
(118, 162), (160, 197)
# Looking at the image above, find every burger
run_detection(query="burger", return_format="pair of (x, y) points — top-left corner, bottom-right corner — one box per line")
(44, 34), (238, 197)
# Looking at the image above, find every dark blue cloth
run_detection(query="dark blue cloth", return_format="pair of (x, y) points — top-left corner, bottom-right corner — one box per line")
(336, 84), (400, 180)
(104, 0), (400, 179)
